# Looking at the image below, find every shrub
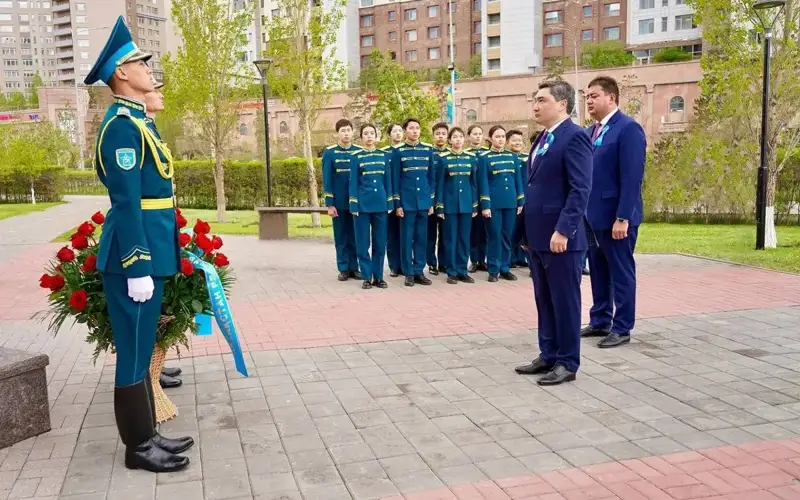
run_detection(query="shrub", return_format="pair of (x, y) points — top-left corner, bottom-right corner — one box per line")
(0, 165), (64, 203)
(582, 41), (635, 69)
(652, 47), (693, 63)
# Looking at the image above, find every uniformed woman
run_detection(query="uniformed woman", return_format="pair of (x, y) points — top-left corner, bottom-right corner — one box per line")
(465, 124), (490, 273)
(384, 123), (404, 276)
(350, 124), (394, 289)
(479, 125), (524, 282)
(506, 129), (530, 269)
(435, 127), (483, 284)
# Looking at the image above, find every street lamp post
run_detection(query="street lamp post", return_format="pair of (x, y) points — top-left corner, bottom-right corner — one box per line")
(253, 58), (274, 207)
(752, 0), (785, 250)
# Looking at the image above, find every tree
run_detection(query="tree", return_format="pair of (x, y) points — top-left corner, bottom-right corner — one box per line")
(652, 47), (693, 63)
(162, 0), (254, 223)
(265, 0), (347, 227)
(543, 57), (568, 80)
(7, 92), (26, 110)
(581, 41), (635, 68)
(342, 91), (373, 132)
(28, 74), (44, 108)
(690, 0), (800, 247)
(359, 50), (440, 142)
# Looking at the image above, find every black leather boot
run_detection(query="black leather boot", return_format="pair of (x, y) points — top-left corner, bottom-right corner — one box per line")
(115, 381), (190, 473)
(143, 377), (195, 455)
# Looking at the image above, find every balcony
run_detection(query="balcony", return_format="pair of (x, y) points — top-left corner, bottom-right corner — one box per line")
(54, 27), (72, 36)
(57, 72), (75, 82)
(52, 2), (70, 13)
(57, 62), (74, 70)
(57, 51), (73, 59)
(55, 38), (73, 48)
(53, 15), (71, 26)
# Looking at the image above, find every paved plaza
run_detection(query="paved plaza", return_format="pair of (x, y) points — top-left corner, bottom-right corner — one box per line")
(2, 198), (800, 499)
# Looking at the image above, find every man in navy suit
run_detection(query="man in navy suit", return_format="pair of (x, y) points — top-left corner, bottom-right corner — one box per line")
(581, 76), (646, 349)
(514, 80), (592, 386)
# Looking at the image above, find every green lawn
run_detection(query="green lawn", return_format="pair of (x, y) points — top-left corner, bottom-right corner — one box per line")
(0, 202), (64, 221)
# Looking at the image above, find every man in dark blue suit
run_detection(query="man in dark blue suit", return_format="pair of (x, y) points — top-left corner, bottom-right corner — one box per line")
(514, 80), (592, 386)
(581, 76), (646, 349)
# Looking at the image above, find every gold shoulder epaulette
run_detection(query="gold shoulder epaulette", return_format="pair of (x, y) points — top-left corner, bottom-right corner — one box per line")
(420, 142), (432, 147)
(465, 151), (476, 157)
(325, 144), (337, 150)
(438, 151), (450, 157)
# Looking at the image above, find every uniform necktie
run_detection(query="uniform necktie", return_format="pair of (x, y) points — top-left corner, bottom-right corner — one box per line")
(536, 131), (548, 152)
(592, 123), (602, 142)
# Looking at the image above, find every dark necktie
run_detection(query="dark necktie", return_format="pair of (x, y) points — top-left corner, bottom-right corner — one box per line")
(592, 123), (602, 142)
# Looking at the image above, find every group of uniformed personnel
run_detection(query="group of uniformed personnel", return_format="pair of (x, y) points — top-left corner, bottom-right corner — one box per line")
(323, 119), (536, 288)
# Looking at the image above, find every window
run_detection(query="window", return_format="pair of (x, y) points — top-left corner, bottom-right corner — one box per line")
(405, 8), (416, 21)
(406, 29), (417, 41)
(20, 14), (30, 21)
(80, 51), (88, 59)
(18, 1), (27, 7)
(0, 1), (11, 6)
(466, 109), (477, 122)
(582, 29), (592, 40)
(473, 21), (481, 34)
(279, 121), (288, 134)
(661, 16), (667, 31)
(361, 0), (373, 6)
(450, 1), (456, 13)
(0, 26), (13, 33)
(669, 96), (685, 112)
(0, 14), (12, 21)
(42, 1), (49, 6)
(76, 2), (85, 10)
(639, 0), (654, 8)
(405, 50), (417, 62)
(428, 26), (440, 39)
(473, 42), (481, 53)
(447, 45), (455, 57)
(662, 0), (668, 5)
(428, 47), (440, 60)
(428, 5), (439, 17)
(360, 15), (373, 27)
(78, 39), (89, 47)
(388, 31), (396, 41)
(488, 13), (500, 24)
(583, 5), (592, 16)
(79, 63), (90, 70)
(473, 0), (480, 10)
(545, 33), (562, 47)
(675, 0), (685, 4)
(675, 14), (694, 29)
(239, 123), (248, 136)
(487, 58), (500, 70)
(388, 10), (396, 21)
(604, 2), (620, 16)
(545, 11), (562, 24)
(361, 35), (374, 47)
(389, 50), (396, 60)
(271, 8), (279, 17)
(603, 26), (620, 39)
(639, 18), (654, 34)
(487, 35), (500, 48)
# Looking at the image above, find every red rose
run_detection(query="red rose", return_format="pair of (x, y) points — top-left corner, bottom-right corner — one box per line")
(193, 219), (211, 235)
(48, 274), (65, 291)
(180, 258), (194, 276)
(214, 253), (230, 267)
(176, 213), (188, 229)
(68, 290), (88, 311)
(91, 211), (106, 224)
(57, 246), (75, 262)
(212, 236), (223, 250)
(178, 233), (192, 247)
(195, 233), (214, 253)
(77, 222), (95, 236)
(71, 233), (89, 250)
(82, 255), (97, 272)
(39, 274), (52, 289)
(175, 207), (182, 216)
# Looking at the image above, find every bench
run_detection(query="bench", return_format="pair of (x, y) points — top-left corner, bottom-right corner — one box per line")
(256, 206), (328, 240)
(0, 348), (50, 448)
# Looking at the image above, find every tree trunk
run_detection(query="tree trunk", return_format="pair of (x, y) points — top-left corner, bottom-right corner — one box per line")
(214, 152), (226, 223)
(765, 170), (778, 248)
(302, 115), (321, 228)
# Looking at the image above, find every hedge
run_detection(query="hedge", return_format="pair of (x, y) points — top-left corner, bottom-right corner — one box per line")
(0, 166), (64, 203)
(64, 157), (323, 210)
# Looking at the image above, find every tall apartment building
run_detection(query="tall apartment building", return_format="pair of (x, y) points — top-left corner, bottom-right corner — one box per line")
(541, 0), (628, 66)
(357, 0), (481, 74)
(480, 0), (540, 77)
(627, 0), (701, 63)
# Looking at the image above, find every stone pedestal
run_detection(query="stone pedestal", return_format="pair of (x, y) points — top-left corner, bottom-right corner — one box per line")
(0, 348), (50, 449)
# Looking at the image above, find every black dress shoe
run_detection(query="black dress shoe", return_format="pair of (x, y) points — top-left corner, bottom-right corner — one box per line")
(362, 280), (372, 289)
(125, 438), (190, 472)
(438, 265), (446, 273)
(488, 274), (499, 283)
(500, 271), (517, 281)
(580, 325), (611, 338)
(143, 378), (195, 455)
(337, 272), (349, 281)
(468, 263), (478, 273)
(477, 262), (489, 272)
(446, 276), (458, 284)
(350, 271), (362, 280)
(390, 269), (401, 277)
(159, 374), (182, 389)
(404, 276), (415, 287)
(510, 263), (518, 269)
(515, 357), (553, 375)
(458, 275), (475, 283)
(373, 279), (388, 289)
(537, 365), (577, 386)
(414, 275), (432, 286)
(161, 366), (182, 377)
(428, 266), (439, 276)
(597, 333), (631, 348)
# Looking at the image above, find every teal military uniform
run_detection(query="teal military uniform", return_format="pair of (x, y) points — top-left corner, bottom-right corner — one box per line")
(479, 148), (524, 278)
(349, 148), (393, 284)
(434, 149), (482, 279)
(322, 143), (361, 275)
(382, 144), (403, 275)
(427, 145), (448, 273)
(392, 141), (436, 279)
(85, 16), (190, 474)
(512, 150), (530, 268)
(467, 146), (491, 270)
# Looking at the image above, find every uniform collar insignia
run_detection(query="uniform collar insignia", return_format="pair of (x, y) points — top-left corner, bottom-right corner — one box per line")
(113, 95), (147, 117)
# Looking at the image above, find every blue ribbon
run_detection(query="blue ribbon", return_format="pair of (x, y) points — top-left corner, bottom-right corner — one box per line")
(181, 247), (248, 377)
(593, 125), (610, 147)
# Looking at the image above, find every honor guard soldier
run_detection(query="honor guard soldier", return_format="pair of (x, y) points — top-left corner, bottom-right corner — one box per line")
(85, 16), (192, 473)
(507, 129), (530, 269)
(435, 127), (484, 284)
(350, 124), (394, 290)
(465, 124), (490, 273)
(392, 118), (436, 287)
(427, 122), (449, 276)
(479, 125), (524, 282)
(323, 119), (362, 281)
(383, 124), (405, 277)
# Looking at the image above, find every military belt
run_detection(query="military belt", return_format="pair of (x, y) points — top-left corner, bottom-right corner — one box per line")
(141, 197), (175, 210)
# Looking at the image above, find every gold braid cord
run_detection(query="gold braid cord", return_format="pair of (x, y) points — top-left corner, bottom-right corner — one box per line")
(131, 117), (174, 180)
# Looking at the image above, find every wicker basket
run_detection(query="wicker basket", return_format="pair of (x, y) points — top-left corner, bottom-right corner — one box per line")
(149, 346), (178, 423)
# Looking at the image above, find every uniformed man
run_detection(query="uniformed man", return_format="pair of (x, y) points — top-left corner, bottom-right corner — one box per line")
(383, 124), (405, 277)
(465, 124), (490, 273)
(427, 122), (449, 276)
(85, 16), (192, 473)
(350, 124), (393, 290)
(506, 129), (530, 269)
(392, 118), (436, 287)
(323, 119), (362, 281)
(479, 125), (524, 282)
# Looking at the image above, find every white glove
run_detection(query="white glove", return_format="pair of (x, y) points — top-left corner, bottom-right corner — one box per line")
(127, 276), (155, 303)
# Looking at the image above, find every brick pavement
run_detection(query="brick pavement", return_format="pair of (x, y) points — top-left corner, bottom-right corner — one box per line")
(3, 202), (800, 499)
